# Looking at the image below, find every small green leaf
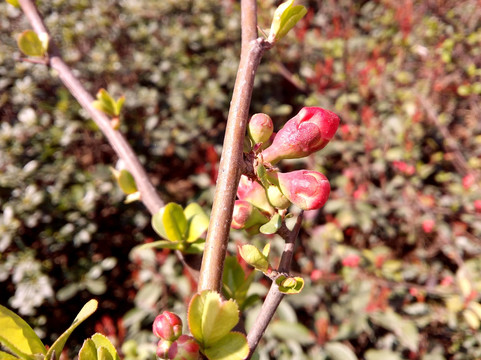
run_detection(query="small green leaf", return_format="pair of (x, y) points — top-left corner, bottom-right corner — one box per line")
(78, 339), (97, 360)
(115, 169), (137, 194)
(204, 332), (249, 360)
(262, 243), (270, 257)
(259, 214), (282, 234)
(152, 208), (168, 239)
(238, 244), (270, 273)
(92, 89), (117, 117)
(188, 291), (240, 347)
(276, 275), (304, 294)
(91, 334), (119, 360)
(222, 257), (255, 309)
(268, 0), (307, 43)
(114, 96), (125, 116)
(6, 0), (20, 7)
(184, 203), (210, 242)
(0, 305), (46, 359)
(162, 203), (188, 242)
(17, 30), (46, 57)
(46, 300), (98, 360)
(97, 347), (113, 360)
(325, 342), (358, 360)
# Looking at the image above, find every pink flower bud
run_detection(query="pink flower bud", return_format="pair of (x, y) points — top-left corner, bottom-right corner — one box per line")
(342, 254), (361, 268)
(231, 200), (270, 229)
(153, 311), (183, 341)
(278, 170), (330, 210)
(237, 175), (274, 214)
(248, 113), (274, 144)
(261, 107), (340, 164)
(167, 335), (200, 360)
(157, 339), (172, 359)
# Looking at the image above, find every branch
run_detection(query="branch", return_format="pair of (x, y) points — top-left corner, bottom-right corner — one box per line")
(246, 212), (304, 358)
(197, 0), (273, 292)
(17, 0), (164, 216)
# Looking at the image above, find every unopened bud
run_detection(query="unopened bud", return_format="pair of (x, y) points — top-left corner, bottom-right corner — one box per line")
(231, 200), (270, 229)
(153, 311), (183, 341)
(157, 339), (172, 359)
(248, 113), (274, 144)
(261, 107), (339, 164)
(167, 335), (200, 360)
(237, 175), (274, 214)
(278, 170), (330, 210)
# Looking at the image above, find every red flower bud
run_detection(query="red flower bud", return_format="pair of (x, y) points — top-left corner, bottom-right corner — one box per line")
(237, 175), (274, 214)
(261, 107), (340, 164)
(157, 339), (172, 359)
(278, 170), (330, 210)
(153, 311), (183, 341)
(167, 335), (200, 360)
(231, 200), (270, 229)
(248, 113), (274, 144)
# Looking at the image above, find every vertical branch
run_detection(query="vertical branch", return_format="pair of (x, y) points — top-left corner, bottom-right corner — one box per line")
(197, 0), (271, 292)
(17, 0), (164, 215)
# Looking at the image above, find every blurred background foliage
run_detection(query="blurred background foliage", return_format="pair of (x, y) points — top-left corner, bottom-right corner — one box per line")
(1, 0), (481, 358)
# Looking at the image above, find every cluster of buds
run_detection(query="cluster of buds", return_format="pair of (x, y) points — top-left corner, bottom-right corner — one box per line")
(153, 311), (199, 360)
(232, 107), (339, 231)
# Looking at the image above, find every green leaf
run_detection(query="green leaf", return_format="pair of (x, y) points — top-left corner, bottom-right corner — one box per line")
(46, 300), (98, 360)
(188, 291), (240, 347)
(238, 244), (270, 273)
(91, 334), (119, 360)
(0, 305), (46, 359)
(222, 257), (255, 309)
(0, 351), (20, 360)
(134, 240), (185, 251)
(204, 332), (249, 360)
(268, 321), (315, 345)
(97, 347), (113, 360)
(78, 339), (97, 360)
(17, 30), (46, 57)
(256, 164), (271, 189)
(6, 0), (20, 7)
(268, 0), (307, 43)
(162, 203), (188, 242)
(369, 309), (419, 351)
(184, 203), (210, 242)
(152, 208), (168, 240)
(259, 214), (282, 234)
(325, 342), (358, 360)
(114, 96), (125, 116)
(117, 169), (137, 194)
(92, 89), (116, 117)
(275, 275), (305, 294)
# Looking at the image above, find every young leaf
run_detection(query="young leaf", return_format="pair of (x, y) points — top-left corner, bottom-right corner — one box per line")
(204, 332), (249, 360)
(111, 169), (138, 195)
(162, 203), (188, 242)
(0, 305), (46, 359)
(97, 347), (113, 360)
(78, 339), (97, 360)
(275, 275), (305, 294)
(152, 207), (168, 240)
(92, 89), (116, 117)
(268, 0), (307, 43)
(91, 334), (120, 360)
(114, 96), (125, 117)
(17, 30), (46, 57)
(184, 203), (210, 242)
(6, 0), (20, 7)
(0, 351), (20, 359)
(238, 244), (270, 273)
(259, 213), (282, 234)
(45, 300), (98, 360)
(188, 291), (239, 347)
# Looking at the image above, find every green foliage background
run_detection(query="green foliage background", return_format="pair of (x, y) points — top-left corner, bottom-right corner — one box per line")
(1, 0), (481, 359)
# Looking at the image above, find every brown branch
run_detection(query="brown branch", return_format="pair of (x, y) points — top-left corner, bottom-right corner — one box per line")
(197, 0), (273, 292)
(246, 212), (304, 358)
(17, 0), (163, 215)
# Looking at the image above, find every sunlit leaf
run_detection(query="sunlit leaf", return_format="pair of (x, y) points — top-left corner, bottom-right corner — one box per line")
(204, 332), (249, 360)
(259, 213), (282, 234)
(184, 203), (210, 242)
(238, 244), (270, 273)
(275, 275), (305, 294)
(17, 30), (46, 57)
(162, 203), (188, 242)
(325, 341), (358, 360)
(268, 0), (307, 43)
(0, 305), (46, 359)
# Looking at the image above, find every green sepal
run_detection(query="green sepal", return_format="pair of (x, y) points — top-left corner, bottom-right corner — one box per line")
(188, 291), (239, 348)
(238, 244), (270, 273)
(275, 275), (304, 294)
(46, 300), (98, 360)
(17, 30), (47, 57)
(259, 213), (282, 234)
(203, 332), (249, 360)
(0, 305), (46, 360)
(268, 0), (307, 43)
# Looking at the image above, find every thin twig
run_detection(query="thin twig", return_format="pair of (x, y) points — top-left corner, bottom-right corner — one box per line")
(246, 212), (304, 358)
(197, 0), (273, 292)
(17, 0), (163, 215)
